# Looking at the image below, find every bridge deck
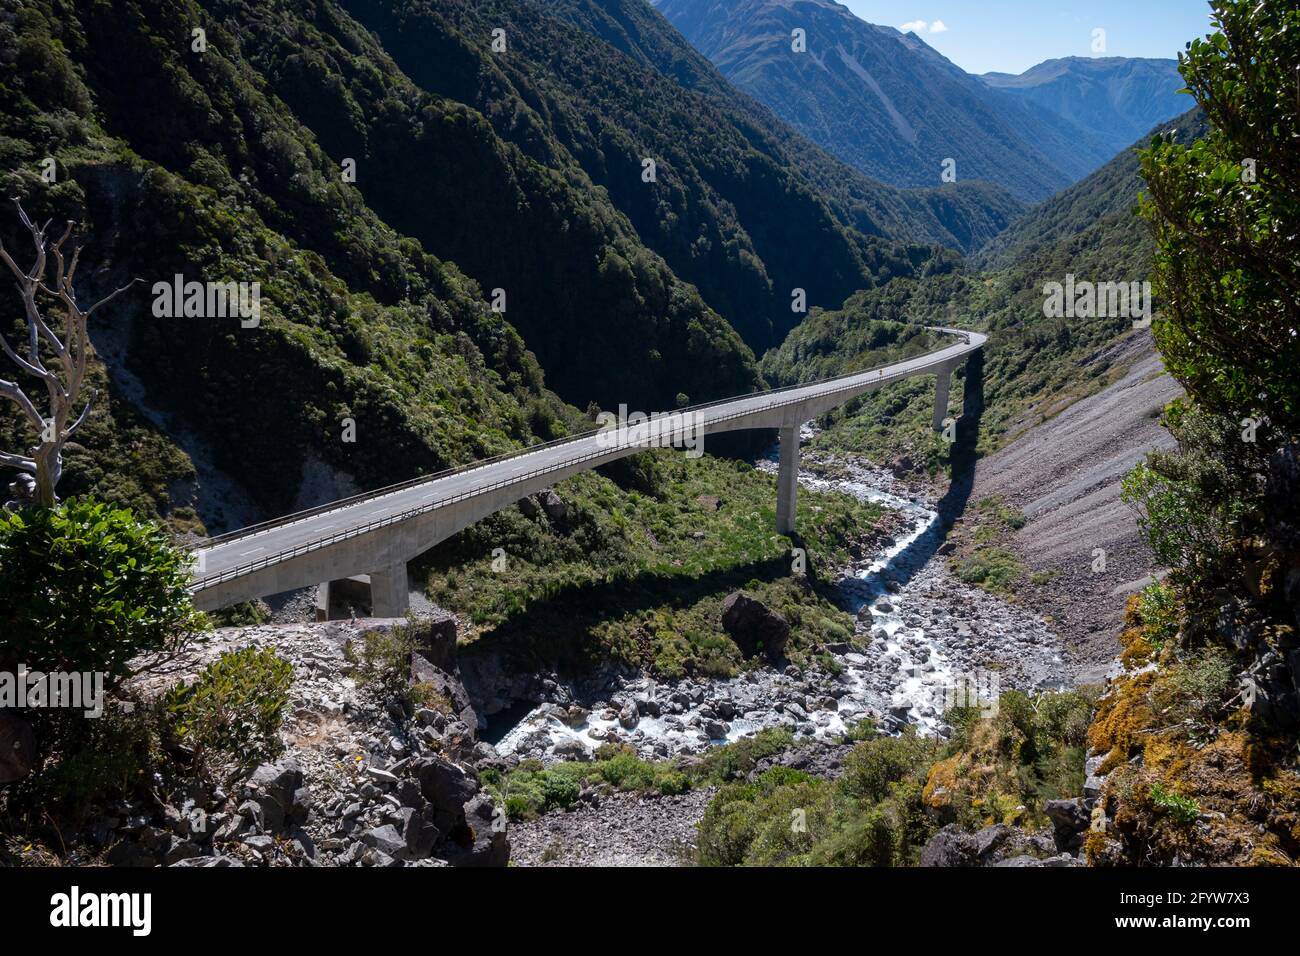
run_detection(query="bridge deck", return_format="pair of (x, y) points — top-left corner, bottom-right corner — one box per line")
(191, 328), (985, 597)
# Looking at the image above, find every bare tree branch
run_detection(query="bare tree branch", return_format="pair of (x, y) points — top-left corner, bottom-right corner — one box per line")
(0, 450), (35, 473)
(85, 276), (144, 316)
(0, 376), (45, 429)
(0, 198), (134, 506)
(64, 389), (96, 438)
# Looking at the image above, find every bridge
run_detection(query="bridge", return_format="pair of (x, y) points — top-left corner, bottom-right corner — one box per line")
(190, 327), (985, 617)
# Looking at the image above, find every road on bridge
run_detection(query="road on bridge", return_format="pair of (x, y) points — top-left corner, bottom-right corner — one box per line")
(191, 327), (985, 611)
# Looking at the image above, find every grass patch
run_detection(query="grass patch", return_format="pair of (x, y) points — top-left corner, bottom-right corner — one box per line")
(423, 453), (884, 678)
(484, 729), (796, 820)
(946, 497), (1028, 598)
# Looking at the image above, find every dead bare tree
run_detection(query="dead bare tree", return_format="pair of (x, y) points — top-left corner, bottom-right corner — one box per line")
(0, 198), (138, 507)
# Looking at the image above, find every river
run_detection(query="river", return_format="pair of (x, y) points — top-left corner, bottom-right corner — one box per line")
(492, 445), (1066, 762)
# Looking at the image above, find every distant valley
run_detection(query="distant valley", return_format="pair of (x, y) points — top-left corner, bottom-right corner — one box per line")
(654, 0), (1190, 199)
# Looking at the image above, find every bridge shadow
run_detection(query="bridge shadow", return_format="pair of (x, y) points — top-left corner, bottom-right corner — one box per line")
(840, 350), (986, 605)
(453, 546), (844, 679)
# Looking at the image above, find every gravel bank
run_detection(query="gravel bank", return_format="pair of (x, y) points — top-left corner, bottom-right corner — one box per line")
(509, 789), (715, 866)
(972, 334), (1182, 681)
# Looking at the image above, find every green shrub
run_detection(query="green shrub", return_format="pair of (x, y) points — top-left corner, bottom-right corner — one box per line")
(953, 547), (1023, 594)
(841, 729), (940, 802)
(0, 499), (206, 681)
(808, 804), (898, 867)
(1155, 646), (1235, 734)
(344, 622), (426, 706)
(492, 745), (693, 819)
(12, 700), (162, 814)
(1150, 783), (1201, 826)
(696, 768), (833, 866)
(841, 718), (879, 743)
(693, 727), (793, 784)
(538, 770), (581, 811)
(209, 600), (272, 627)
(1136, 582), (1181, 648)
(1120, 401), (1271, 592)
(1033, 690), (1094, 750)
(163, 646), (293, 779)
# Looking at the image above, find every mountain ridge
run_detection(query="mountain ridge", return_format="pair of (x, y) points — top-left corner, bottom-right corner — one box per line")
(654, 0), (1117, 200)
(979, 56), (1192, 155)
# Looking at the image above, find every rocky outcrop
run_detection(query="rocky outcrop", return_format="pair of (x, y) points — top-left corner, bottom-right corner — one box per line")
(919, 822), (1070, 867)
(517, 488), (570, 527)
(1044, 797), (1090, 854)
(720, 591), (790, 662)
(67, 617), (513, 868)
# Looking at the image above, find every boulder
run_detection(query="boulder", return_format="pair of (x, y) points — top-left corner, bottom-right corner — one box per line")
(401, 809), (440, 859)
(720, 592), (790, 661)
(245, 759), (303, 832)
(413, 755), (478, 833)
(1083, 753), (1106, 799)
(538, 489), (568, 524)
(552, 738), (590, 761)
(443, 793), (509, 867)
(408, 614), (460, 672)
(919, 824), (978, 867)
(362, 824), (407, 859)
(973, 824), (1013, 862)
(1044, 798), (1090, 853)
(618, 700), (639, 729)
(409, 653), (479, 729)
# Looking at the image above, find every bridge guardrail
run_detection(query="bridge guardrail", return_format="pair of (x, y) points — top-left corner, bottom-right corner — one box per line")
(191, 328), (979, 591)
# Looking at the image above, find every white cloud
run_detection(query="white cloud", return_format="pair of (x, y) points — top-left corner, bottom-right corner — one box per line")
(900, 19), (949, 35)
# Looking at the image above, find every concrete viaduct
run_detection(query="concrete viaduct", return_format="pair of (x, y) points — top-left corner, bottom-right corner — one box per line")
(189, 328), (985, 617)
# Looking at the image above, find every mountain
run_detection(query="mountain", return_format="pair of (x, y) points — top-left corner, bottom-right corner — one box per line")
(341, 0), (1023, 352)
(764, 109), (1209, 468)
(980, 57), (1192, 156)
(537, 0), (1028, 255)
(654, 0), (1116, 201)
(0, 0), (766, 524)
(974, 108), (1209, 272)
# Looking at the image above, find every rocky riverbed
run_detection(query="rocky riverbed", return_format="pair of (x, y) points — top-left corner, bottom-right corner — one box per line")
(492, 453), (1066, 765)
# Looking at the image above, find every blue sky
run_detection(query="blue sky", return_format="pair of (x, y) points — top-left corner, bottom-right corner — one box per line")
(841, 1), (1215, 75)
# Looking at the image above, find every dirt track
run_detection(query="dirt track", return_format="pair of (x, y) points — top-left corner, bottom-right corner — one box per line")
(971, 333), (1183, 681)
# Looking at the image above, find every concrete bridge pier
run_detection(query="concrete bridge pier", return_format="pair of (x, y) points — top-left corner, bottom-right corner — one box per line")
(933, 362), (954, 432)
(370, 562), (410, 618)
(776, 423), (800, 535)
(314, 580), (330, 622)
